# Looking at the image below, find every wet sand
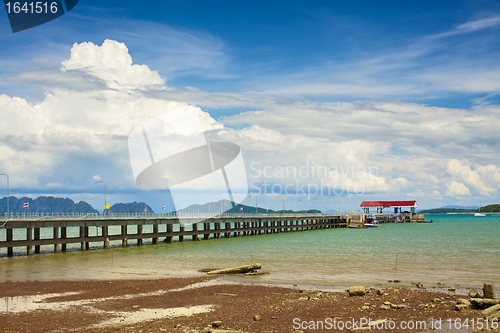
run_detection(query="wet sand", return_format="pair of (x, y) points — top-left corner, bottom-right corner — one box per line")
(1, 276), (499, 333)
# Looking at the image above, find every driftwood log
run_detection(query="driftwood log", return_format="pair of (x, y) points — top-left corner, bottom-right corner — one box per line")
(207, 263), (262, 275)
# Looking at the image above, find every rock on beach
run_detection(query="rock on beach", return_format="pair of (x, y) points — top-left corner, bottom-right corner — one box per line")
(348, 286), (366, 296)
(483, 283), (497, 299)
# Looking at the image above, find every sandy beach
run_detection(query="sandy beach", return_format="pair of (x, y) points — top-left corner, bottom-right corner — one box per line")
(1, 276), (499, 333)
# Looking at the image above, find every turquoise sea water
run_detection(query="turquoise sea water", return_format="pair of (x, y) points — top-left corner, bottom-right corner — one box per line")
(0, 214), (499, 289)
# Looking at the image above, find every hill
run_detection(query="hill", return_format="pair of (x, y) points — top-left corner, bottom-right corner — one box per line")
(108, 202), (154, 214)
(0, 196), (98, 214)
(477, 204), (500, 213)
(177, 200), (272, 214)
(419, 204), (500, 214)
(178, 200), (321, 214)
(0, 196), (155, 214)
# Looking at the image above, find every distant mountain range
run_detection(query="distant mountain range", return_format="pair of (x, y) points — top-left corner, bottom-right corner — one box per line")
(417, 204), (500, 214)
(0, 196), (320, 215)
(177, 200), (321, 214)
(15, 196), (493, 215)
(0, 196), (153, 214)
(439, 205), (479, 209)
(417, 207), (475, 214)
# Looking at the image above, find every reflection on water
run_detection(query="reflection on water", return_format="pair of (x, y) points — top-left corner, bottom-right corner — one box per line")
(0, 288), (214, 330)
(0, 214), (499, 288)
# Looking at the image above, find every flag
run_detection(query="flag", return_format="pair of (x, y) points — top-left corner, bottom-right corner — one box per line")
(162, 205), (166, 210)
(335, 209), (338, 212)
(239, 207), (243, 211)
(104, 204), (110, 209)
(23, 202), (29, 208)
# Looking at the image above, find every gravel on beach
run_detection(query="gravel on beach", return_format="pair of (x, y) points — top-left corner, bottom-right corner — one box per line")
(0, 276), (498, 333)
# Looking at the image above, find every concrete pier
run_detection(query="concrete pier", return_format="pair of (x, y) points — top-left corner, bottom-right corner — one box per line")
(0, 214), (346, 256)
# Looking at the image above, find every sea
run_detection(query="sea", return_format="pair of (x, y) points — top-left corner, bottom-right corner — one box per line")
(1, 214), (499, 290)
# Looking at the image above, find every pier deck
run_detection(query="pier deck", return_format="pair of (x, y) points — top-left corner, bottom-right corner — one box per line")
(0, 214), (347, 257)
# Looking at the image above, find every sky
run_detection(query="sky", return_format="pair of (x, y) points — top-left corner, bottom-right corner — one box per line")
(1, 0), (500, 212)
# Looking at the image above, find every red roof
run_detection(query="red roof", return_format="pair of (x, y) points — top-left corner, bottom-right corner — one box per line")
(360, 201), (417, 208)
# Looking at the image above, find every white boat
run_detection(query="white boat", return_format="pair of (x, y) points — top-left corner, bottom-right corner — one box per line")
(475, 202), (486, 216)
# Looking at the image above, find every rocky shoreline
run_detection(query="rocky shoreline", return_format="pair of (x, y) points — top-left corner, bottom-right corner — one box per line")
(1, 277), (499, 332)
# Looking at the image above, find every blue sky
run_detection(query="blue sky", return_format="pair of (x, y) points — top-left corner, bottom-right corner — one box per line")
(1, 0), (500, 212)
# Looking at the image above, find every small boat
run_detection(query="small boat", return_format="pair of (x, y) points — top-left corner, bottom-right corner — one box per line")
(348, 225), (358, 228)
(364, 215), (379, 227)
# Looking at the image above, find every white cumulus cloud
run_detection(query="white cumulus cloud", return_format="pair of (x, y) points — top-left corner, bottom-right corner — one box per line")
(446, 159), (496, 196)
(62, 39), (166, 91)
(445, 181), (471, 197)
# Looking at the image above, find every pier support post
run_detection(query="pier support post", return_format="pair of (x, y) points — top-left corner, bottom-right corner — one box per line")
(153, 224), (159, 244)
(6, 228), (13, 257)
(215, 223), (220, 239)
(61, 227), (67, 252)
(192, 223), (201, 241)
(121, 225), (127, 247)
(137, 225), (143, 246)
(54, 227), (60, 253)
(85, 226), (90, 250)
(34, 228), (40, 254)
(204, 223), (210, 240)
(103, 225), (109, 249)
(80, 226), (86, 251)
(179, 226), (184, 242)
(26, 228), (32, 255)
(166, 224), (173, 243)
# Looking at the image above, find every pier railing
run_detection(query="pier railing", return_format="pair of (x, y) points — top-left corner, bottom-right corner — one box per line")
(0, 211), (347, 221)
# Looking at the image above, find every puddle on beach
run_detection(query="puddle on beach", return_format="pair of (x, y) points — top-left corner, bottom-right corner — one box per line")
(0, 292), (81, 313)
(89, 305), (215, 328)
(0, 283), (215, 330)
